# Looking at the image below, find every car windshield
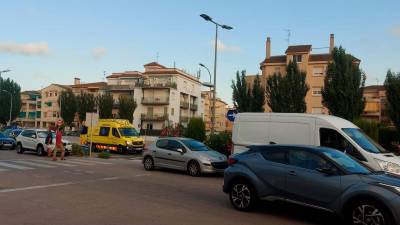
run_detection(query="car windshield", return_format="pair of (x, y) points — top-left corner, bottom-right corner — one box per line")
(342, 128), (388, 154)
(321, 148), (371, 174)
(181, 139), (210, 151)
(118, 128), (139, 137)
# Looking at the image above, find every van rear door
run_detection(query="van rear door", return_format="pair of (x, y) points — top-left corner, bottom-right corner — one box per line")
(268, 115), (315, 145)
(232, 114), (269, 154)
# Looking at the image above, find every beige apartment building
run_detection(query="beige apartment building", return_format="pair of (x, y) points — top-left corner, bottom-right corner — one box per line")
(16, 91), (41, 127)
(250, 34), (360, 114)
(39, 84), (70, 128)
(362, 85), (390, 123)
(202, 90), (228, 133)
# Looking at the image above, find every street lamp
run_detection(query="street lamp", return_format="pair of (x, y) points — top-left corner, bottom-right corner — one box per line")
(200, 13), (233, 135)
(0, 69), (11, 78)
(199, 63), (214, 131)
(1, 90), (13, 125)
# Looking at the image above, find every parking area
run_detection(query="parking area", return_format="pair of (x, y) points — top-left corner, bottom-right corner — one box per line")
(0, 150), (340, 225)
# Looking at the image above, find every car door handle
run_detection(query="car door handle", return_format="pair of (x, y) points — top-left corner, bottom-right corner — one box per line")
(289, 171), (297, 176)
(269, 141), (276, 144)
(167, 153), (172, 156)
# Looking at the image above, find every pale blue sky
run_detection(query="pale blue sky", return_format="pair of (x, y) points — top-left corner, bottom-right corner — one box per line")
(1, 0), (399, 104)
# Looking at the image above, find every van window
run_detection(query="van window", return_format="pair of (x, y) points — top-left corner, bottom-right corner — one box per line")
(81, 126), (88, 135)
(342, 128), (388, 154)
(112, 128), (120, 138)
(99, 127), (110, 136)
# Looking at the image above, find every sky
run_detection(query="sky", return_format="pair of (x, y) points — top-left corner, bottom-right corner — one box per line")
(0, 0), (400, 105)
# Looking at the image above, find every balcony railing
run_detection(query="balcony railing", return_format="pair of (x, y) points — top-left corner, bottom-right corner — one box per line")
(190, 104), (198, 111)
(180, 116), (189, 123)
(141, 97), (169, 105)
(141, 82), (177, 89)
(141, 114), (169, 121)
(180, 101), (189, 109)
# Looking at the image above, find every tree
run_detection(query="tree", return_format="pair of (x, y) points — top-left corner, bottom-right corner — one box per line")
(266, 61), (309, 112)
(97, 92), (114, 119)
(322, 46), (365, 121)
(76, 91), (96, 123)
(232, 70), (251, 112)
(0, 77), (21, 124)
(250, 74), (265, 112)
(59, 90), (77, 126)
(185, 117), (206, 142)
(118, 95), (137, 123)
(384, 70), (400, 131)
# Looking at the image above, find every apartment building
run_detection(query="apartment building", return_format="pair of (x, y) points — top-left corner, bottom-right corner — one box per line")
(16, 91), (41, 127)
(39, 84), (70, 128)
(362, 85), (390, 123)
(106, 62), (204, 135)
(252, 34), (360, 114)
(202, 90), (228, 133)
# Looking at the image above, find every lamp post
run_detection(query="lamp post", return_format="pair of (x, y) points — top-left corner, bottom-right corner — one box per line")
(199, 63), (214, 132)
(0, 69), (11, 78)
(1, 90), (13, 125)
(200, 14), (233, 135)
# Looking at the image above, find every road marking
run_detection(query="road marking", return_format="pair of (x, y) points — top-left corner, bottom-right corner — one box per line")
(0, 168), (8, 172)
(9, 160), (55, 168)
(58, 160), (96, 166)
(68, 159), (112, 165)
(0, 182), (74, 193)
(0, 162), (33, 170)
(29, 159), (77, 167)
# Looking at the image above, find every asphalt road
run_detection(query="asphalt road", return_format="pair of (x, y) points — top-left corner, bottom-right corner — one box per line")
(0, 150), (341, 225)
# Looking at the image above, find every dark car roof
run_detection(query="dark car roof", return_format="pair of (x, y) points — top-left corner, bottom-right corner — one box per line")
(248, 144), (335, 154)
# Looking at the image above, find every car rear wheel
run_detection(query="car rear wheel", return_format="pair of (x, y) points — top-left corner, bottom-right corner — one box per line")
(36, 145), (44, 156)
(143, 157), (154, 171)
(187, 161), (201, 176)
(229, 181), (257, 211)
(16, 143), (24, 154)
(346, 199), (394, 225)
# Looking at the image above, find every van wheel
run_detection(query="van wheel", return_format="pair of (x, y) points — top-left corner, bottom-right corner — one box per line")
(143, 157), (154, 171)
(16, 143), (24, 154)
(229, 180), (257, 211)
(187, 161), (201, 176)
(36, 145), (44, 156)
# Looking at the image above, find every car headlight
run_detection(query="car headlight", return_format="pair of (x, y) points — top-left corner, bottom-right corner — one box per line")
(199, 155), (211, 162)
(125, 141), (132, 145)
(375, 159), (400, 175)
(376, 183), (400, 195)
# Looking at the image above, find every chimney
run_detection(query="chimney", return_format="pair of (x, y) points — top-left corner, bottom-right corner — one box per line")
(74, 77), (80, 85)
(266, 37), (271, 59)
(329, 34), (334, 53)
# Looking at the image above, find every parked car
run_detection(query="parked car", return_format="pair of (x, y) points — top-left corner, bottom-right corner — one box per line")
(223, 145), (400, 225)
(2, 128), (23, 140)
(143, 137), (228, 176)
(15, 129), (72, 156)
(232, 113), (400, 175)
(0, 133), (16, 149)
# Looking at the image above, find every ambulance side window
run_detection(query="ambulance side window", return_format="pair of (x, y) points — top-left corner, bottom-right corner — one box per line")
(99, 127), (110, 136)
(112, 128), (120, 138)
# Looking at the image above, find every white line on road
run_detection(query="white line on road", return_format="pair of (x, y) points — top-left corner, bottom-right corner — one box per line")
(58, 160), (96, 166)
(0, 162), (33, 170)
(9, 160), (55, 168)
(0, 182), (74, 193)
(68, 159), (112, 165)
(0, 168), (8, 172)
(29, 160), (77, 167)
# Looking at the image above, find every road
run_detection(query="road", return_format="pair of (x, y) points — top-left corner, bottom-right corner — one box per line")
(0, 150), (340, 225)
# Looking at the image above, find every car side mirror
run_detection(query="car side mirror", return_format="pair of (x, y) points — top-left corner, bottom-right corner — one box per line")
(316, 167), (336, 176)
(31, 134), (37, 139)
(176, 148), (184, 153)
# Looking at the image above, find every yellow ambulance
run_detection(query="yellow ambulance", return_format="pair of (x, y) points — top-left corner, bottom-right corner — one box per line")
(80, 119), (145, 153)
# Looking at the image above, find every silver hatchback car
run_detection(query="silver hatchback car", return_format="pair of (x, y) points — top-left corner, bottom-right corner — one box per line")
(143, 137), (228, 176)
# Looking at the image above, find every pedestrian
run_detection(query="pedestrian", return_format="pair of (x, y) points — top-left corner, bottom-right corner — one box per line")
(45, 126), (54, 157)
(52, 126), (65, 161)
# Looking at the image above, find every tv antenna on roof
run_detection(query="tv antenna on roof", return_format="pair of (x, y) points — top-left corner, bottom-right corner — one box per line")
(156, 52), (159, 62)
(103, 71), (106, 81)
(284, 29), (291, 46)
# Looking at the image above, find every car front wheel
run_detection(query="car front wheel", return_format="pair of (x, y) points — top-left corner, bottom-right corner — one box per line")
(143, 157), (154, 171)
(37, 145), (44, 156)
(347, 200), (394, 225)
(229, 181), (257, 211)
(187, 161), (200, 176)
(16, 143), (24, 154)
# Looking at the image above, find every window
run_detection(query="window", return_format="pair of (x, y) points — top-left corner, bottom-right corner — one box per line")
(288, 150), (333, 171)
(261, 149), (287, 164)
(312, 87), (322, 96)
(118, 128), (139, 137)
(53, 112), (57, 117)
(313, 66), (324, 76)
(99, 127), (110, 136)
(342, 128), (388, 154)
(320, 128), (347, 151)
(81, 126), (88, 135)
(50, 92), (53, 97)
(156, 139), (168, 148)
(55, 92), (58, 96)
(293, 55), (302, 63)
(312, 107), (323, 114)
(112, 128), (120, 138)
(171, 108), (174, 116)
(167, 140), (184, 151)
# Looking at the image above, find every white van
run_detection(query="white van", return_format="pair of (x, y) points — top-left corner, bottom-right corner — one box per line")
(232, 113), (400, 174)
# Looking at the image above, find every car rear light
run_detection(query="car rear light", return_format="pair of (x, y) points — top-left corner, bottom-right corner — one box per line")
(228, 158), (238, 166)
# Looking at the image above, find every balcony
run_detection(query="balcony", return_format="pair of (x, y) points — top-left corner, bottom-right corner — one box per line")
(141, 82), (177, 89)
(141, 114), (168, 121)
(141, 97), (169, 105)
(180, 116), (189, 123)
(106, 85), (135, 91)
(180, 101), (189, 109)
(190, 104), (198, 111)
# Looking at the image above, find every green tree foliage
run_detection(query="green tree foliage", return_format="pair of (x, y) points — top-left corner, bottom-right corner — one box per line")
(205, 132), (232, 156)
(59, 90), (77, 126)
(384, 70), (400, 131)
(118, 95), (137, 123)
(322, 46), (365, 121)
(185, 117), (206, 142)
(250, 74), (265, 112)
(232, 70), (251, 112)
(97, 92), (114, 119)
(0, 77), (21, 124)
(266, 61), (309, 112)
(76, 91), (96, 122)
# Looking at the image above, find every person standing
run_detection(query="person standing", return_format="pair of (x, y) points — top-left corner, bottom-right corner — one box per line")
(52, 126), (65, 161)
(45, 127), (54, 157)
